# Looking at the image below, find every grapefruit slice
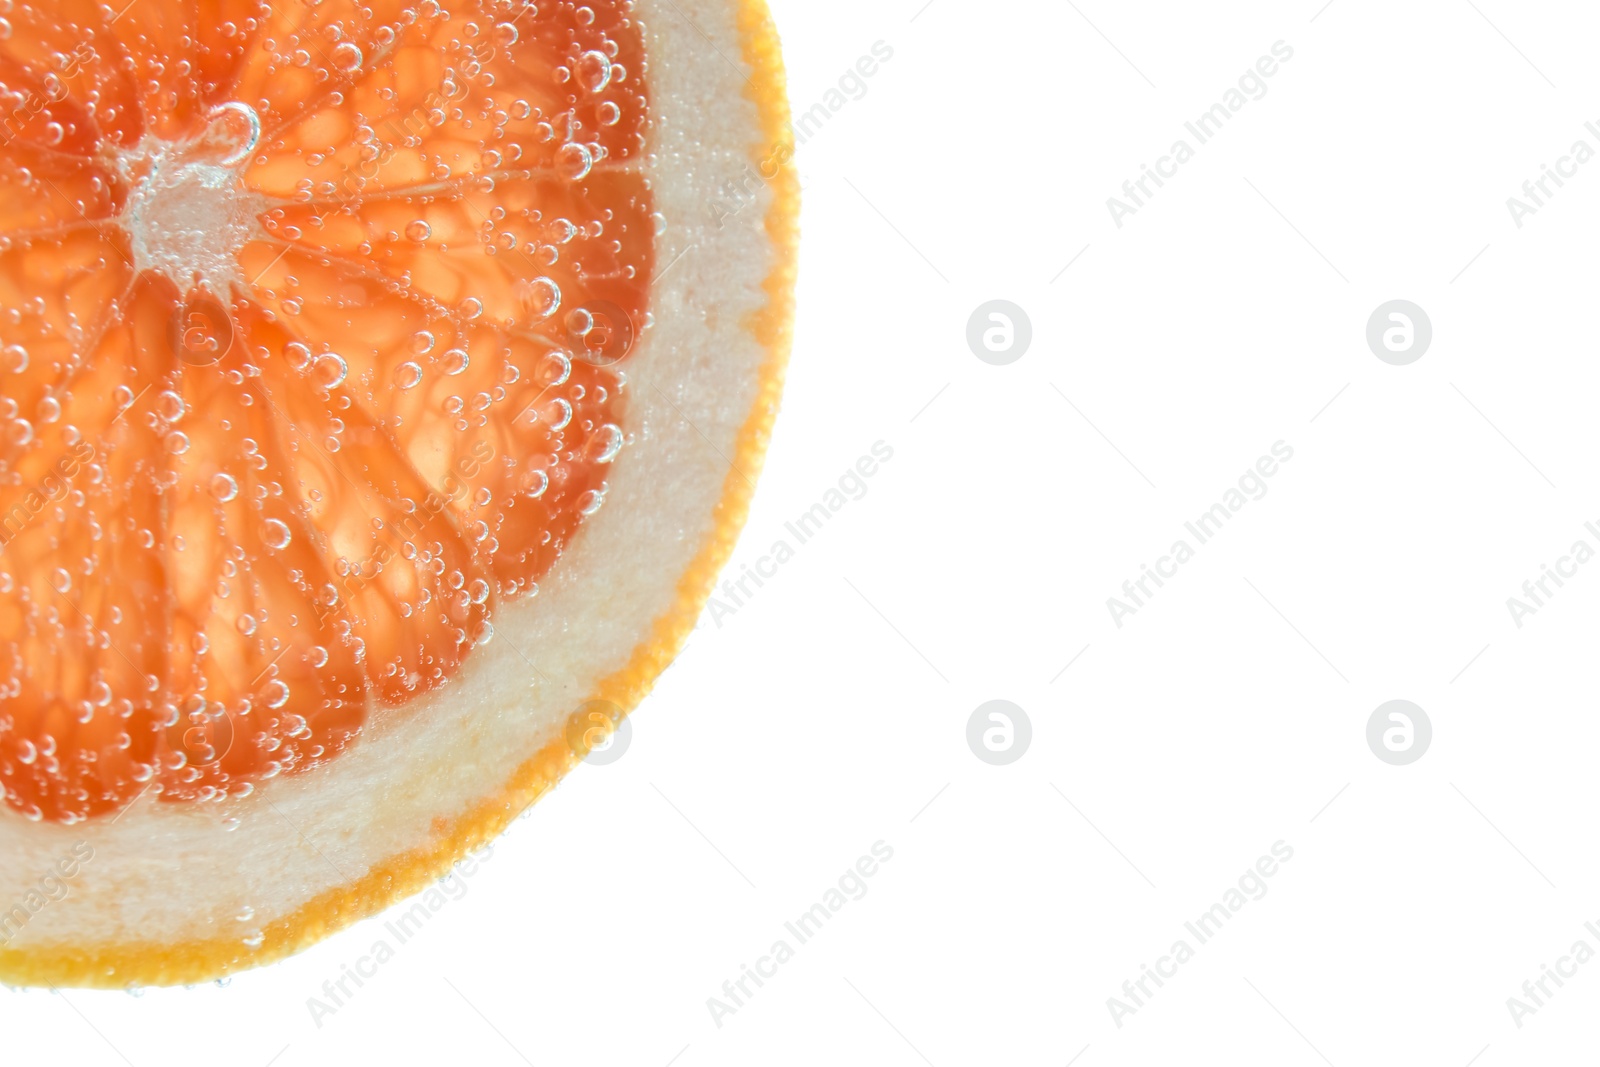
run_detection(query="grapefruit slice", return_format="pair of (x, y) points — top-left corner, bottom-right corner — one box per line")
(0, 0), (795, 986)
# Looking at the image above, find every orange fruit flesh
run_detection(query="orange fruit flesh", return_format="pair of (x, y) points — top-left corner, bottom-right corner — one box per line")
(0, 0), (654, 823)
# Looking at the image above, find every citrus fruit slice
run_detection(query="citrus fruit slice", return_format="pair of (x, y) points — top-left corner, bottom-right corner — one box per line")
(0, 0), (795, 987)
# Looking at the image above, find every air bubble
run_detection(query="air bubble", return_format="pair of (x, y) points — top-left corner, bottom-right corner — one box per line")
(311, 352), (348, 389)
(557, 142), (593, 181)
(521, 276), (561, 319)
(546, 398), (573, 431)
(195, 101), (261, 166)
(210, 473), (239, 502)
(331, 43), (363, 73)
(262, 519), (291, 550)
(395, 362), (423, 389)
(158, 390), (185, 422)
(538, 351), (571, 388)
(405, 219), (431, 242)
(587, 423), (623, 463)
(575, 50), (612, 93)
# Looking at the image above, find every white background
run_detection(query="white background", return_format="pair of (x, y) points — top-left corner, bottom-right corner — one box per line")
(14, 0), (1600, 1064)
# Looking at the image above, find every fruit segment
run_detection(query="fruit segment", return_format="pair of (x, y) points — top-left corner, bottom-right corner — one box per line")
(0, 0), (654, 822)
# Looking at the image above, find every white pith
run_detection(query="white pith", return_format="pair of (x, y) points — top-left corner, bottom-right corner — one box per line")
(0, 0), (774, 967)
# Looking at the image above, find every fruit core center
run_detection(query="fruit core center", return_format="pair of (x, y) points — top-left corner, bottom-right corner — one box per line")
(115, 103), (266, 297)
